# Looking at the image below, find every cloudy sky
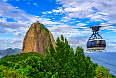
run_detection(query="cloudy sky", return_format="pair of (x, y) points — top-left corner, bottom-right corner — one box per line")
(0, 0), (116, 52)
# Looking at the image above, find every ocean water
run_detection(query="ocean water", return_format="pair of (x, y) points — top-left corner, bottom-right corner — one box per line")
(0, 55), (3, 58)
(84, 52), (116, 77)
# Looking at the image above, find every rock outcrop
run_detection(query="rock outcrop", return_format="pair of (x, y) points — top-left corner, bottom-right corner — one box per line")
(22, 21), (56, 55)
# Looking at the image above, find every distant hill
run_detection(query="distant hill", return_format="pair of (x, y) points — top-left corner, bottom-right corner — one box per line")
(0, 50), (4, 53)
(0, 48), (22, 57)
(0, 50), (4, 55)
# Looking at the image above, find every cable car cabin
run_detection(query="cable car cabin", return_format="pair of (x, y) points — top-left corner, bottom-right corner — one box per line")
(87, 39), (106, 52)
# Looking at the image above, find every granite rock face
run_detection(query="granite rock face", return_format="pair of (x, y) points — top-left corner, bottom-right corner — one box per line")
(22, 22), (56, 55)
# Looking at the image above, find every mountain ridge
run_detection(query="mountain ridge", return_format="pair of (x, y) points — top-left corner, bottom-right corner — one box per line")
(0, 48), (22, 57)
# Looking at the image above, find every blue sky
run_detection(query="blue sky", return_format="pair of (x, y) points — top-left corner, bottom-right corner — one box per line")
(0, 0), (116, 52)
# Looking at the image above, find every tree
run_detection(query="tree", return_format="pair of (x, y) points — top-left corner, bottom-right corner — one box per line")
(49, 43), (55, 57)
(94, 65), (114, 78)
(56, 37), (60, 47)
(61, 34), (64, 42)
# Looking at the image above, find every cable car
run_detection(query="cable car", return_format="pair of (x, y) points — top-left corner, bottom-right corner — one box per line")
(87, 39), (106, 51)
(86, 26), (106, 52)
(73, 23), (116, 52)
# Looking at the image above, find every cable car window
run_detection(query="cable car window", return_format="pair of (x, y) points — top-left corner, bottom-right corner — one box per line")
(100, 40), (105, 44)
(94, 40), (98, 47)
(89, 41), (91, 48)
(92, 41), (94, 47)
(90, 41), (92, 48)
(97, 40), (100, 44)
(94, 40), (97, 44)
(87, 41), (92, 48)
(87, 42), (89, 48)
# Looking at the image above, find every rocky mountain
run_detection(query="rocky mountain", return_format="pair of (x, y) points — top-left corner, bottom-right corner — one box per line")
(0, 50), (4, 55)
(0, 50), (4, 53)
(22, 21), (56, 55)
(0, 48), (22, 57)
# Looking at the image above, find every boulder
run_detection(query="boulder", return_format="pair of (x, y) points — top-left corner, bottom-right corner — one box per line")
(22, 21), (56, 55)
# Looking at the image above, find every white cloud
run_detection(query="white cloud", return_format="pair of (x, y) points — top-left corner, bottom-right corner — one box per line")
(10, 39), (22, 44)
(61, 16), (70, 22)
(47, 24), (85, 41)
(0, 2), (63, 31)
(99, 23), (116, 32)
(14, 7), (18, 8)
(63, 17), (69, 19)
(81, 30), (92, 34)
(76, 23), (87, 26)
(52, 1), (94, 19)
(76, 21), (81, 22)
(52, 7), (64, 14)
(2, 0), (7, 2)
(108, 27), (116, 32)
(47, 11), (52, 14)
(13, 32), (22, 38)
(33, 3), (38, 6)
(42, 11), (53, 15)
(27, 3), (30, 4)
(42, 12), (47, 14)
(107, 41), (116, 45)
(100, 12), (108, 15)
(114, 47), (116, 48)
(67, 35), (89, 51)
(87, 12), (109, 22)
(0, 18), (7, 22)
(0, 39), (23, 50)
(53, 0), (116, 22)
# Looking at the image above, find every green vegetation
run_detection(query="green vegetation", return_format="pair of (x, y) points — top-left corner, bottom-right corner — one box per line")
(34, 37), (37, 39)
(39, 24), (49, 35)
(0, 34), (115, 78)
(34, 25), (36, 29)
(0, 52), (44, 63)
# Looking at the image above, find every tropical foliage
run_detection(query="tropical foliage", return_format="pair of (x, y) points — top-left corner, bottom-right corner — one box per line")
(0, 34), (115, 78)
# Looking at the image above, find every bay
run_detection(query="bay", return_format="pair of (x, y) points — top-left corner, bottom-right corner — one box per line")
(0, 55), (3, 58)
(84, 52), (116, 77)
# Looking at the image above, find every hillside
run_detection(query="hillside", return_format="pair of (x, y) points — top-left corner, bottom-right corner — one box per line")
(0, 50), (4, 53)
(0, 48), (22, 57)
(0, 35), (115, 78)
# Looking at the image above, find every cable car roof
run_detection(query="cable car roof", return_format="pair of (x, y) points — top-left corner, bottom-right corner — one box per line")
(93, 39), (105, 40)
(88, 39), (105, 41)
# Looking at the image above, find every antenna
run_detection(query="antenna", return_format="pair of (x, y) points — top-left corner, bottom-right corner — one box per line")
(36, 21), (41, 24)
